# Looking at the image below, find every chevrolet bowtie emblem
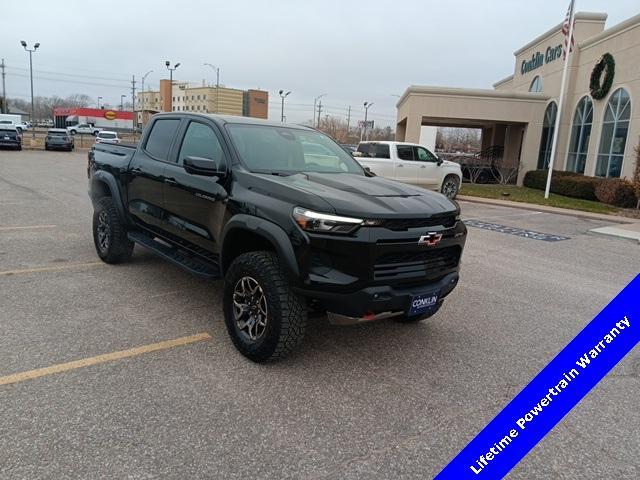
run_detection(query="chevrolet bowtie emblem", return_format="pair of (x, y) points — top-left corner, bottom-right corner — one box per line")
(418, 233), (442, 246)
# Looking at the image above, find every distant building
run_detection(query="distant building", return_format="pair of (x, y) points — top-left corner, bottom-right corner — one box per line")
(6, 105), (30, 121)
(53, 107), (134, 130)
(397, 12), (640, 183)
(137, 80), (268, 126)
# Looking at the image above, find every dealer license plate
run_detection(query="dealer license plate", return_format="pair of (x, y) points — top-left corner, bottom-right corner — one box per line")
(408, 292), (439, 317)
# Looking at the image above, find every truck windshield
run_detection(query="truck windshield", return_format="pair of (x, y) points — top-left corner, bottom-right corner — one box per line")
(227, 124), (364, 175)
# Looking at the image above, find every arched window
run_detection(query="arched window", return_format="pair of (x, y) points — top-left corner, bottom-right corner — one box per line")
(537, 102), (557, 169)
(529, 76), (543, 93)
(596, 88), (631, 177)
(566, 96), (593, 173)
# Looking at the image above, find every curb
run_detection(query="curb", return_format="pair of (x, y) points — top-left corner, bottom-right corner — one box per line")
(457, 194), (636, 224)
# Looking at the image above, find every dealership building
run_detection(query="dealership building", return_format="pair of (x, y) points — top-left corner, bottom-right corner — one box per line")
(396, 12), (640, 183)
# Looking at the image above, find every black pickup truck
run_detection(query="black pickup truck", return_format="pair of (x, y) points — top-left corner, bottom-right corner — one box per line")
(88, 113), (466, 362)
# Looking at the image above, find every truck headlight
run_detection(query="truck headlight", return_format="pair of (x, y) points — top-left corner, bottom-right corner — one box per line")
(293, 207), (363, 234)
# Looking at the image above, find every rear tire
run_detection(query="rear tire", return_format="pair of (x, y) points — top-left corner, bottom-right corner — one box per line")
(69, 130), (76, 135)
(92, 197), (134, 264)
(223, 251), (306, 362)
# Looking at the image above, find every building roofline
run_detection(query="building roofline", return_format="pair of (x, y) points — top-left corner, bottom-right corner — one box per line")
(579, 12), (640, 49)
(397, 85), (550, 107)
(513, 11), (607, 56)
(492, 74), (514, 88)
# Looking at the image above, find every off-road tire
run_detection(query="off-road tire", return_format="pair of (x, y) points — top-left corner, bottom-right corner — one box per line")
(394, 301), (443, 323)
(223, 251), (306, 362)
(92, 197), (134, 264)
(441, 175), (460, 199)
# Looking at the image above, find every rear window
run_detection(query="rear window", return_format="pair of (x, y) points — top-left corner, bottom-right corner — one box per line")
(144, 119), (180, 160)
(48, 130), (67, 136)
(357, 143), (390, 159)
(99, 133), (117, 139)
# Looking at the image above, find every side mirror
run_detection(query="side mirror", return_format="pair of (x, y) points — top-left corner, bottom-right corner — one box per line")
(183, 156), (226, 177)
(352, 151), (363, 157)
(437, 159), (443, 166)
(363, 166), (376, 177)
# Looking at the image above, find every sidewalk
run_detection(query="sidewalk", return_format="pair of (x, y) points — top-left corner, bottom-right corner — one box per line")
(589, 223), (640, 244)
(457, 194), (635, 224)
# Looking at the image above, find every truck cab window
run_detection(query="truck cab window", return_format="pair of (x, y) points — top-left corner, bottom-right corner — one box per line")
(397, 145), (414, 161)
(178, 122), (224, 165)
(414, 146), (438, 162)
(144, 119), (180, 160)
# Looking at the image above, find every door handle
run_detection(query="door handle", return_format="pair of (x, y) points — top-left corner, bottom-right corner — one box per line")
(397, 164), (404, 168)
(131, 167), (143, 175)
(164, 178), (178, 186)
(420, 165), (426, 169)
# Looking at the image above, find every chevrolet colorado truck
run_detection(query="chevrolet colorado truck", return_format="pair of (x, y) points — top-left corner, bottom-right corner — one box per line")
(88, 113), (467, 362)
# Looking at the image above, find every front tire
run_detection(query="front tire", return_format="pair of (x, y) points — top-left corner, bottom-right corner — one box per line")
(223, 251), (306, 362)
(92, 197), (134, 264)
(441, 175), (460, 199)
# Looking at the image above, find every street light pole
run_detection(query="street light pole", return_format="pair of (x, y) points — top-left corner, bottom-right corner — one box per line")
(362, 101), (374, 141)
(279, 89), (291, 122)
(20, 41), (39, 141)
(203, 63), (220, 113)
(140, 70), (153, 126)
(97, 96), (102, 109)
(120, 94), (126, 111)
(165, 61), (180, 111)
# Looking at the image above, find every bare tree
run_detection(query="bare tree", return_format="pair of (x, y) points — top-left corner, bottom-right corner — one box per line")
(492, 157), (521, 185)
(633, 145), (640, 209)
(465, 155), (493, 184)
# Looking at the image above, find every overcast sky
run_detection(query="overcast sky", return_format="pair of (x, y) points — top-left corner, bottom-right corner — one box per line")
(1, 0), (638, 126)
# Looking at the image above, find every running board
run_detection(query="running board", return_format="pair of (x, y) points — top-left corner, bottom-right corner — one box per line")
(128, 231), (221, 279)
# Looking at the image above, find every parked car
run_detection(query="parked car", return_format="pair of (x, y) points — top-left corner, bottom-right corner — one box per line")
(354, 141), (463, 199)
(45, 129), (74, 151)
(67, 123), (102, 136)
(0, 125), (22, 150)
(95, 131), (121, 144)
(88, 113), (467, 362)
(340, 144), (357, 154)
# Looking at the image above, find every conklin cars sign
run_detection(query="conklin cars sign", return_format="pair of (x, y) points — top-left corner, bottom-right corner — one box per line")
(521, 44), (563, 74)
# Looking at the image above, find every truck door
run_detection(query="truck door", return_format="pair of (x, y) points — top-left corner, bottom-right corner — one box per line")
(414, 146), (441, 189)
(357, 143), (394, 178)
(161, 119), (228, 253)
(127, 117), (180, 232)
(395, 144), (419, 184)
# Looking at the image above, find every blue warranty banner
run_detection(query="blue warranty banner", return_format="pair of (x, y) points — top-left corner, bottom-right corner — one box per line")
(434, 274), (640, 480)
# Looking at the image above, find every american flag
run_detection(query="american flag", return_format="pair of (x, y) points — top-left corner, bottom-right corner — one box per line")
(562, 0), (575, 59)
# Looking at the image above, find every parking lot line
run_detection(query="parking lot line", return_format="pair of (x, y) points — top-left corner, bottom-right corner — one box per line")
(0, 262), (105, 276)
(0, 224), (57, 231)
(0, 332), (212, 387)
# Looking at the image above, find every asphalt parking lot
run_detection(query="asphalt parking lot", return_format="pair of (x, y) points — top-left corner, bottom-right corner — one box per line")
(1, 150), (639, 480)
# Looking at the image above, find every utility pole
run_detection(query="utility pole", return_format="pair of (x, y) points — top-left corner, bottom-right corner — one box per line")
(316, 100), (323, 128)
(313, 93), (326, 126)
(0, 59), (6, 114)
(131, 75), (137, 139)
(346, 105), (351, 138)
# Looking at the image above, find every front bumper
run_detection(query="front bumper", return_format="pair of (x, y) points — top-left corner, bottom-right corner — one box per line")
(295, 271), (459, 318)
(46, 143), (73, 150)
(0, 140), (20, 147)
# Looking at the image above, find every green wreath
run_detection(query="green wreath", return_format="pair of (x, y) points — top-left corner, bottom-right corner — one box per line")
(590, 53), (615, 100)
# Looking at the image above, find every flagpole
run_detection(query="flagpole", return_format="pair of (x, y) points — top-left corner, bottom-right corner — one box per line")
(544, 0), (576, 199)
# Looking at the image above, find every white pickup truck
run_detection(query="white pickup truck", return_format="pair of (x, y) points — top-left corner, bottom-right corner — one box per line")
(67, 123), (102, 136)
(354, 141), (462, 199)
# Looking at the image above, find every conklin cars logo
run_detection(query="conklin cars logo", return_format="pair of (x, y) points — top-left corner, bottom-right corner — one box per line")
(521, 44), (563, 75)
(104, 110), (117, 120)
(418, 233), (442, 246)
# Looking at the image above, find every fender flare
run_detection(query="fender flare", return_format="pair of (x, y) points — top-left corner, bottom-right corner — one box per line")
(220, 214), (300, 279)
(89, 170), (128, 222)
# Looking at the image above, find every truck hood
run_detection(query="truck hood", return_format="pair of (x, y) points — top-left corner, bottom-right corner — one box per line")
(246, 172), (457, 218)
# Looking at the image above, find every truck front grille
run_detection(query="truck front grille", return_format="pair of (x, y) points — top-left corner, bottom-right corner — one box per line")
(379, 216), (456, 231)
(373, 246), (460, 281)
